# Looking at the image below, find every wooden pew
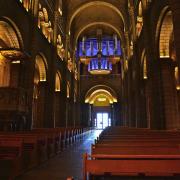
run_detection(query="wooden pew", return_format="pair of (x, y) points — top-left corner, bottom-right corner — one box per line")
(0, 132), (47, 169)
(83, 153), (180, 179)
(84, 127), (180, 179)
(91, 144), (180, 155)
(0, 138), (23, 179)
(0, 126), (90, 179)
(32, 128), (61, 158)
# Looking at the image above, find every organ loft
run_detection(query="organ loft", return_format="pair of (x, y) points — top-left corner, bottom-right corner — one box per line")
(0, 0), (180, 179)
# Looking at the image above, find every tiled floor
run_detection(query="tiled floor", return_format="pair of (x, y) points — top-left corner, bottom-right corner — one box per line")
(16, 130), (102, 180)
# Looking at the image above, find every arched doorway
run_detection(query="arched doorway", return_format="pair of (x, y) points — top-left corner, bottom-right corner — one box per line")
(32, 54), (47, 128)
(0, 18), (27, 131)
(85, 86), (117, 129)
(157, 8), (179, 129)
(0, 19), (22, 87)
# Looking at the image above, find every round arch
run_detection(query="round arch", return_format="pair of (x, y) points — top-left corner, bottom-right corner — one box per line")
(35, 54), (48, 82)
(85, 85), (118, 104)
(55, 71), (62, 92)
(141, 49), (148, 80)
(0, 18), (24, 87)
(155, 6), (173, 58)
(67, 1), (127, 33)
(0, 17), (24, 49)
(67, 81), (70, 98)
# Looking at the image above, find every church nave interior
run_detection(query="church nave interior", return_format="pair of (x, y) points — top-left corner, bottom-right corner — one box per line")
(0, 0), (180, 179)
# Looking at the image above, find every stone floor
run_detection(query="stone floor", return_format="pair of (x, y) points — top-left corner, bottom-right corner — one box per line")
(16, 130), (102, 180)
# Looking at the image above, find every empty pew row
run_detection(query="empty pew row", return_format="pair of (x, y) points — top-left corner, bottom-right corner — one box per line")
(83, 154), (180, 179)
(0, 127), (91, 179)
(83, 127), (180, 179)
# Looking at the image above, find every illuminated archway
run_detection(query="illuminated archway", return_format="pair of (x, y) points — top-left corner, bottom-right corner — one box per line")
(55, 71), (61, 92)
(85, 89), (117, 105)
(0, 19), (23, 87)
(35, 54), (47, 82)
(67, 81), (70, 98)
(141, 49), (148, 80)
(32, 54), (48, 128)
(85, 86), (118, 129)
(85, 85), (117, 103)
(156, 7), (174, 58)
(136, 1), (143, 37)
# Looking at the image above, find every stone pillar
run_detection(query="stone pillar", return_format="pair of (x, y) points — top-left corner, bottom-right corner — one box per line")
(169, 0), (180, 75)
(65, 98), (69, 127)
(59, 91), (66, 127)
(88, 104), (92, 127)
(127, 59), (136, 127)
(110, 104), (115, 126)
(25, 0), (39, 130)
(81, 103), (89, 127)
(65, 34), (70, 127)
(160, 58), (179, 129)
(124, 32), (130, 58)
(138, 80), (148, 128)
(128, 6), (136, 41)
(149, 59), (164, 129)
(123, 73), (128, 127)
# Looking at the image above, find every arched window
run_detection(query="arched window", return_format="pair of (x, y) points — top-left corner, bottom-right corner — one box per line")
(175, 67), (180, 90)
(33, 54), (47, 99)
(136, 1), (143, 37)
(55, 71), (61, 92)
(143, 56), (148, 79)
(141, 50), (148, 80)
(35, 54), (47, 82)
(0, 20), (21, 87)
(58, 0), (63, 16)
(67, 82), (70, 98)
(19, 0), (31, 11)
(159, 10), (174, 58)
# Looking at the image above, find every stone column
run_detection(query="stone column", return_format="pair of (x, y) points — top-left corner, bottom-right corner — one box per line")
(160, 58), (179, 129)
(25, 0), (39, 130)
(128, 6), (136, 41)
(169, 0), (180, 75)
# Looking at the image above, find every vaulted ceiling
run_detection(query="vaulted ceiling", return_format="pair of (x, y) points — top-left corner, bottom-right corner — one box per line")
(64, 0), (129, 49)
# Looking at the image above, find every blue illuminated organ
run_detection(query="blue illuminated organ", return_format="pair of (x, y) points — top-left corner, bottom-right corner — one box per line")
(78, 35), (121, 74)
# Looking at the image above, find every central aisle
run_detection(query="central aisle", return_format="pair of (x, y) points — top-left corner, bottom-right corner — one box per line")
(16, 130), (102, 180)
